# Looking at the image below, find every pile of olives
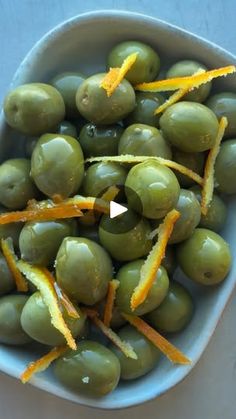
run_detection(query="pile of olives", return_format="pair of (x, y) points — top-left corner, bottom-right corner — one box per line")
(0, 40), (235, 397)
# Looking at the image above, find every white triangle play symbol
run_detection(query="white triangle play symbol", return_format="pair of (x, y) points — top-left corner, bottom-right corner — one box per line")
(110, 201), (128, 219)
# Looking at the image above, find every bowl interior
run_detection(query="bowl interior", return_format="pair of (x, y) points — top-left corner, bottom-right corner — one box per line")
(0, 10), (236, 410)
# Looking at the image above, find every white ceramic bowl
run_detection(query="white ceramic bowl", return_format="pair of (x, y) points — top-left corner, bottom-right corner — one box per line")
(0, 10), (236, 410)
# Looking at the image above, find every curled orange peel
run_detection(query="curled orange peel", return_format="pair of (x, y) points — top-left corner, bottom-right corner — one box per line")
(1, 238), (28, 292)
(131, 209), (180, 310)
(123, 313), (191, 365)
(201, 116), (228, 215)
(103, 280), (120, 327)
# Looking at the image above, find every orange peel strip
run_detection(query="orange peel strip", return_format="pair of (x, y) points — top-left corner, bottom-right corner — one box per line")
(84, 308), (137, 359)
(131, 209), (180, 310)
(17, 261), (77, 350)
(154, 69), (206, 114)
(20, 345), (67, 383)
(53, 282), (80, 319)
(135, 65), (236, 92)
(103, 280), (120, 327)
(100, 52), (138, 96)
(201, 116), (228, 215)
(82, 185), (120, 223)
(86, 155), (203, 186)
(0, 196), (109, 225)
(123, 313), (191, 365)
(1, 238), (28, 292)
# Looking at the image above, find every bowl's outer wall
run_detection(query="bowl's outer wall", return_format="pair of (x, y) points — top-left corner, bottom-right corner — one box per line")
(0, 10), (236, 410)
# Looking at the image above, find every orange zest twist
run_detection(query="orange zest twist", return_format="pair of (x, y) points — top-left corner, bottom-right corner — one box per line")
(17, 261), (77, 350)
(53, 282), (80, 319)
(201, 117), (228, 215)
(131, 209), (180, 311)
(135, 65), (236, 92)
(0, 196), (110, 225)
(100, 52), (138, 96)
(86, 155), (203, 186)
(103, 280), (120, 327)
(1, 238), (28, 292)
(123, 313), (191, 365)
(83, 308), (137, 359)
(20, 345), (67, 383)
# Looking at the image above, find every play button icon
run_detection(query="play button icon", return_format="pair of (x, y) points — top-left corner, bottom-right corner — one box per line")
(110, 201), (128, 219)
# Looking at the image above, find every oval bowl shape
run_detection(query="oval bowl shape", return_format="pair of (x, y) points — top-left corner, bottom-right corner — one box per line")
(0, 10), (236, 410)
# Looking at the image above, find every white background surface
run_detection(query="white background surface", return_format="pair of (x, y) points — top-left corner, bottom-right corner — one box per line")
(0, 1), (236, 418)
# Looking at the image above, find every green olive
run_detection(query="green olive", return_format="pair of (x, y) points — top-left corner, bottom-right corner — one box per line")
(19, 220), (76, 266)
(0, 251), (15, 296)
(99, 211), (152, 261)
(0, 295), (32, 345)
(4, 83), (65, 136)
(167, 60), (211, 102)
(172, 149), (205, 187)
(31, 133), (84, 198)
(21, 292), (86, 346)
(116, 260), (169, 315)
(190, 186), (227, 232)
(160, 102), (219, 152)
(206, 92), (236, 137)
(54, 341), (120, 396)
(146, 281), (194, 333)
(126, 92), (165, 127)
(76, 73), (135, 125)
(108, 41), (160, 84)
(51, 72), (85, 118)
(177, 228), (231, 285)
(0, 159), (38, 210)
(55, 237), (112, 305)
(110, 325), (160, 380)
(0, 206), (22, 247)
(79, 123), (123, 157)
(57, 120), (77, 137)
(215, 139), (236, 194)
(82, 162), (127, 197)
(118, 124), (172, 159)
(125, 160), (180, 219)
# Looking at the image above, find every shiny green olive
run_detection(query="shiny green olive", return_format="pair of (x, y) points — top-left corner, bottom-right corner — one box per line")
(177, 228), (231, 285)
(0, 251), (15, 296)
(215, 139), (236, 194)
(4, 83), (65, 136)
(126, 92), (165, 127)
(79, 123), (123, 157)
(0, 206), (22, 247)
(99, 212), (152, 261)
(78, 223), (100, 243)
(160, 102), (219, 152)
(116, 260), (169, 315)
(51, 72), (85, 118)
(162, 246), (177, 275)
(146, 281), (194, 333)
(168, 189), (201, 244)
(54, 341), (120, 396)
(167, 60), (211, 102)
(125, 160), (180, 219)
(31, 133), (84, 198)
(206, 92), (236, 137)
(0, 159), (38, 210)
(190, 186), (227, 232)
(19, 220), (76, 266)
(118, 124), (172, 159)
(21, 292), (86, 346)
(110, 325), (160, 380)
(0, 295), (32, 345)
(172, 149), (205, 187)
(108, 41), (160, 84)
(82, 162), (127, 197)
(57, 120), (77, 137)
(76, 73), (135, 125)
(56, 237), (112, 305)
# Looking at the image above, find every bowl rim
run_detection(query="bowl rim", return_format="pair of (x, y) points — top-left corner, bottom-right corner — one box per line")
(1, 9), (236, 410)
